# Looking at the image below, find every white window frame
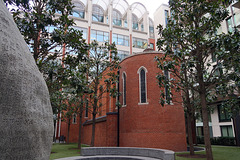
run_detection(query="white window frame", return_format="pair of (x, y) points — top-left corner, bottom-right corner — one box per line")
(137, 66), (148, 105)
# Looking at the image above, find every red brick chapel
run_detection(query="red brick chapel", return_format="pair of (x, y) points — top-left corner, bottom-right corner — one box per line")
(59, 49), (187, 152)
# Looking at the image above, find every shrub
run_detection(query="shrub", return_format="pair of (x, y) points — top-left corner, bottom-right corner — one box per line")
(196, 136), (236, 146)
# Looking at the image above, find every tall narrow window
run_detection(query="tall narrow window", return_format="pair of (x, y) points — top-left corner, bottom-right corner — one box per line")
(149, 18), (154, 38)
(164, 70), (170, 101)
(164, 10), (169, 27)
(122, 72), (126, 106)
(141, 23), (144, 31)
(140, 69), (146, 103)
(132, 14), (138, 30)
(72, 113), (77, 124)
(138, 67), (148, 104)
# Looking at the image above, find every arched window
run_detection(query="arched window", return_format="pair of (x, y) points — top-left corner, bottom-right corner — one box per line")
(132, 14), (138, 30)
(138, 67), (148, 104)
(122, 72), (126, 106)
(92, 5), (104, 22)
(71, 2), (85, 18)
(113, 9), (122, 26)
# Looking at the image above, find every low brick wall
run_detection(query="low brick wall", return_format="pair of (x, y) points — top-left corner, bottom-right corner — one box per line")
(81, 147), (175, 160)
(82, 113), (118, 147)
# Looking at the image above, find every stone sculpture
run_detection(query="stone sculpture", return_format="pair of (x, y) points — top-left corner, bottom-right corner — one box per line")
(0, 0), (53, 159)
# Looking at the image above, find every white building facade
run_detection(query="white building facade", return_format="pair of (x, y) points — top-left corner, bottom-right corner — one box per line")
(154, 2), (240, 142)
(64, 0), (157, 61)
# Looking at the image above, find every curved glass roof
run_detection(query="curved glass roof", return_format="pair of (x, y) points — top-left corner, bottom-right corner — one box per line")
(130, 2), (147, 19)
(73, 0), (87, 6)
(112, 0), (129, 16)
(92, 0), (110, 11)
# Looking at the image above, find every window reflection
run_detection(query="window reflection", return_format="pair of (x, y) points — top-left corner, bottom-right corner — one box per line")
(92, 5), (104, 23)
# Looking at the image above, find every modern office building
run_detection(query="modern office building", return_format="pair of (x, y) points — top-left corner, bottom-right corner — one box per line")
(153, 1), (240, 144)
(195, 1), (240, 143)
(63, 0), (157, 61)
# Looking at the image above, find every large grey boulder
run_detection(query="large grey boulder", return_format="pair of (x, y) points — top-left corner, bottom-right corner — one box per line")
(0, 1), (53, 159)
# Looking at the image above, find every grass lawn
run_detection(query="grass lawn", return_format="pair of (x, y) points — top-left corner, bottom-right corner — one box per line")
(50, 143), (89, 160)
(50, 144), (240, 160)
(176, 145), (240, 160)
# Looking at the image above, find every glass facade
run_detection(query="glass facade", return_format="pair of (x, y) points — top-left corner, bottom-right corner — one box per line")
(113, 9), (122, 26)
(71, 2), (85, 19)
(91, 30), (109, 42)
(72, 26), (87, 40)
(92, 5), (104, 22)
(112, 34), (129, 46)
(132, 14), (138, 30)
(118, 50), (129, 61)
(149, 19), (154, 38)
(132, 38), (147, 49)
(71, 10), (85, 19)
(124, 19), (128, 28)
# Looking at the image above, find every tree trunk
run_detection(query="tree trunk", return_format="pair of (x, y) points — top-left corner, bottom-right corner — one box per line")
(67, 120), (70, 144)
(91, 112), (96, 147)
(33, 2), (42, 63)
(196, 54), (213, 160)
(183, 68), (195, 155)
(91, 77), (99, 147)
(187, 107), (195, 155)
(200, 91), (213, 160)
(78, 97), (83, 149)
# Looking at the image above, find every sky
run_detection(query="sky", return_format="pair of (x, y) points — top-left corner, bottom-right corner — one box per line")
(127, 0), (169, 19)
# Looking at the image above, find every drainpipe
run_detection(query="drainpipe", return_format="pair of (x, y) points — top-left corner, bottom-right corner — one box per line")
(117, 70), (120, 147)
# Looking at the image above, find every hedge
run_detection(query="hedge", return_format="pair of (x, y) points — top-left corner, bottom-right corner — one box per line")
(196, 136), (236, 146)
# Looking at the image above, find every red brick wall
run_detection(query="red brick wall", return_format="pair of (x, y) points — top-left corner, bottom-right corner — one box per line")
(82, 113), (118, 147)
(60, 115), (81, 143)
(118, 52), (187, 151)
(59, 51), (187, 152)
